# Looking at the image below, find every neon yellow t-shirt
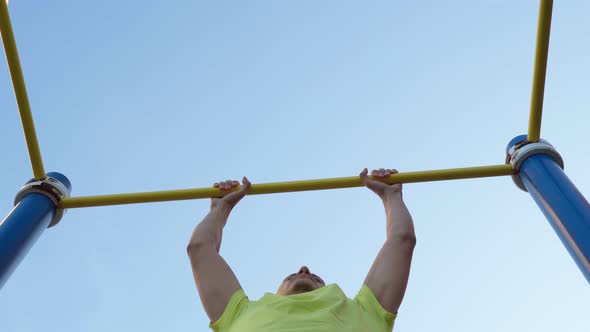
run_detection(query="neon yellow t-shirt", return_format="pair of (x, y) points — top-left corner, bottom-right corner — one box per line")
(210, 283), (396, 332)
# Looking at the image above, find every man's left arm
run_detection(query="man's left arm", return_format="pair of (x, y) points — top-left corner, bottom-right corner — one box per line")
(361, 168), (416, 314)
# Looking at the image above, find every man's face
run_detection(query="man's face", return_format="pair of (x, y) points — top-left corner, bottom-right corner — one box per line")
(276, 266), (325, 295)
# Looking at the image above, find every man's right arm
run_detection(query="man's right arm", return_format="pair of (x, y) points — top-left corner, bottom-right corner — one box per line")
(187, 178), (250, 323)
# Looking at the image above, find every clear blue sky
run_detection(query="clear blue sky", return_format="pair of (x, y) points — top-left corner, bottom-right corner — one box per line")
(1, 1), (588, 331)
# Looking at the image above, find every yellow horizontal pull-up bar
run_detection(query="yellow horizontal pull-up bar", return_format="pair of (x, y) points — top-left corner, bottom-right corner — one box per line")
(0, 0), (46, 180)
(59, 164), (514, 208)
(528, 0), (553, 143)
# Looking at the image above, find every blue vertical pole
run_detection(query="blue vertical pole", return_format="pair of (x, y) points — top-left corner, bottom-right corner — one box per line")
(507, 135), (590, 283)
(0, 172), (71, 289)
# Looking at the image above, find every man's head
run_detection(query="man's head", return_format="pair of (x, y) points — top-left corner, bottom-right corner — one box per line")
(277, 266), (325, 295)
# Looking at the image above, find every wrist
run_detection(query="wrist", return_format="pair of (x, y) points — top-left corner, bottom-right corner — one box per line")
(383, 191), (403, 213)
(382, 190), (403, 203)
(210, 202), (233, 215)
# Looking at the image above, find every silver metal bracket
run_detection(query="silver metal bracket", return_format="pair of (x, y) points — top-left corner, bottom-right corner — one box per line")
(14, 176), (70, 228)
(507, 139), (564, 191)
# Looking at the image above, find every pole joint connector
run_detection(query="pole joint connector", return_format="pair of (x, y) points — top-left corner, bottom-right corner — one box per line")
(506, 139), (564, 192)
(13, 174), (70, 227)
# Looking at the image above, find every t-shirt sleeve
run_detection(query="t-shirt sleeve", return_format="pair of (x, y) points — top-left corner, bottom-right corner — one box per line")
(353, 284), (397, 331)
(209, 289), (250, 332)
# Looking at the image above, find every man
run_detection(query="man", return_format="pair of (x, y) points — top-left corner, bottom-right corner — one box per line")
(187, 168), (416, 331)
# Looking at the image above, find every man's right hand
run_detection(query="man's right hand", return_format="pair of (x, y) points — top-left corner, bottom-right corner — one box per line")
(211, 177), (251, 210)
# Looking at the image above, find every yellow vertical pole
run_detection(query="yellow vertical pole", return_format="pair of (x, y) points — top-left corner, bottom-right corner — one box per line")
(528, 0), (553, 143)
(0, 0), (46, 180)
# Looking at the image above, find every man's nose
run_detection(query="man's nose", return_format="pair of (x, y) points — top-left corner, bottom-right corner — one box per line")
(298, 266), (310, 274)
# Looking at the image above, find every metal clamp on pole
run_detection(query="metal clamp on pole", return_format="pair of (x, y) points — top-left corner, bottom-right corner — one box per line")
(14, 173), (70, 227)
(507, 138), (564, 192)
